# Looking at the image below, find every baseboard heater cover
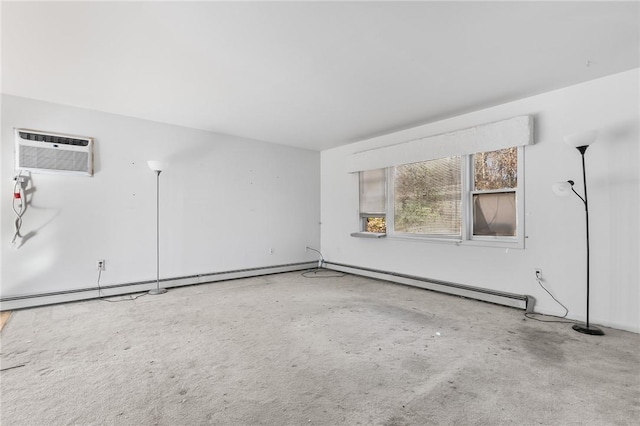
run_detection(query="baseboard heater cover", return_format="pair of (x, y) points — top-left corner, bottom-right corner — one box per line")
(324, 261), (535, 312)
(0, 261), (318, 311)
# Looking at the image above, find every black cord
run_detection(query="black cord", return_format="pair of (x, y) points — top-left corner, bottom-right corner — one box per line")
(302, 247), (345, 278)
(101, 293), (147, 303)
(97, 268), (146, 302)
(524, 312), (578, 324)
(301, 268), (346, 278)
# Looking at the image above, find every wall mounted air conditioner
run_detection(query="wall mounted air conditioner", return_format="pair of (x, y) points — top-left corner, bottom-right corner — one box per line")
(15, 128), (94, 176)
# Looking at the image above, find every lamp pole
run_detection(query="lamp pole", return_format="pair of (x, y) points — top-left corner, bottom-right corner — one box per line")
(148, 162), (167, 295)
(571, 146), (602, 335)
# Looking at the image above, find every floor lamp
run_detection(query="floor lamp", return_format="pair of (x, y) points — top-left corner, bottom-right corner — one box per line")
(552, 130), (603, 335)
(148, 161), (167, 295)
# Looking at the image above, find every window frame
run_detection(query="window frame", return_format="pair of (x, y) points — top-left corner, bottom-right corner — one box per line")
(464, 146), (524, 247)
(357, 168), (388, 235)
(355, 147), (525, 248)
(390, 156), (463, 241)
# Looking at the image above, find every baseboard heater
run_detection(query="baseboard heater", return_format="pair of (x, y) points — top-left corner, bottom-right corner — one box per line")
(324, 261), (535, 312)
(0, 261), (318, 311)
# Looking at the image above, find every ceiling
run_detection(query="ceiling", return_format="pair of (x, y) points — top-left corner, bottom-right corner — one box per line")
(2, 1), (638, 151)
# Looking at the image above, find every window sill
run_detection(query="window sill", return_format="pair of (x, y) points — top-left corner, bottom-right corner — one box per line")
(350, 232), (387, 239)
(461, 238), (524, 250)
(385, 233), (524, 249)
(349, 231), (523, 248)
(387, 234), (462, 245)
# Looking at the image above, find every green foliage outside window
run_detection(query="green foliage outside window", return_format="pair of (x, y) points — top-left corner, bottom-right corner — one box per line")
(394, 157), (461, 235)
(359, 147), (518, 238)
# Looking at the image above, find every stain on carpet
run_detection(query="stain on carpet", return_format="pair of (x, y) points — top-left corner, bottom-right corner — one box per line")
(517, 327), (567, 363)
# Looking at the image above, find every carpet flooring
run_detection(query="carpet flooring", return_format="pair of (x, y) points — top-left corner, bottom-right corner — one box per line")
(1, 272), (638, 425)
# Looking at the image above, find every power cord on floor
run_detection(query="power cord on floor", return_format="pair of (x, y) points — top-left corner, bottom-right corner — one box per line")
(524, 276), (575, 324)
(97, 268), (146, 303)
(301, 268), (346, 278)
(302, 247), (346, 278)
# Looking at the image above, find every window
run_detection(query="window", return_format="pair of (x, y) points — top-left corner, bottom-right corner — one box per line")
(394, 157), (461, 236)
(359, 168), (386, 233)
(472, 147), (517, 237)
(356, 147), (522, 246)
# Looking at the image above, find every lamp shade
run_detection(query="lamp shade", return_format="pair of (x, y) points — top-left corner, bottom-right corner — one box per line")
(552, 181), (573, 197)
(564, 130), (598, 148)
(147, 160), (164, 172)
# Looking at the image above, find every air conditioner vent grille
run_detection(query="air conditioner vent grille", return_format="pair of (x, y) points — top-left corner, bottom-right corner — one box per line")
(20, 146), (90, 173)
(19, 131), (89, 147)
(15, 128), (93, 176)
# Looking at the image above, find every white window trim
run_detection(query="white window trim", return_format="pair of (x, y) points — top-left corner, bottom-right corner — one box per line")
(464, 146), (525, 248)
(356, 168), (388, 236)
(359, 147), (525, 249)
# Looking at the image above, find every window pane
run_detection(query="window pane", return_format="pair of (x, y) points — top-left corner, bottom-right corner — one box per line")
(474, 147), (517, 190)
(360, 169), (386, 213)
(394, 157), (461, 235)
(473, 192), (516, 236)
(365, 217), (386, 233)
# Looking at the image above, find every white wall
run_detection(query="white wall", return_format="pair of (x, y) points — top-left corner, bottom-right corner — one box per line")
(1, 95), (320, 298)
(321, 69), (639, 333)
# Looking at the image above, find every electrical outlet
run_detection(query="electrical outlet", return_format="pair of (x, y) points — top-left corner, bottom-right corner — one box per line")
(534, 268), (542, 280)
(97, 259), (105, 271)
(269, 248), (274, 255)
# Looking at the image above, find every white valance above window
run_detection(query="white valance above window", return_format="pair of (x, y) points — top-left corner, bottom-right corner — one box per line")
(347, 115), (534, 173)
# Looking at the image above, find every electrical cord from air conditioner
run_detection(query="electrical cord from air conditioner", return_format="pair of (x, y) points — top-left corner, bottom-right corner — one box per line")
(11, 172), (26, 247)
(524, 276), (575, 323)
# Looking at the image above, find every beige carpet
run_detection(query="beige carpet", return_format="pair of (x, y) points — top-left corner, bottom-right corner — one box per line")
(1, 272), (638, 425)
(0, 311), (11, 332)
